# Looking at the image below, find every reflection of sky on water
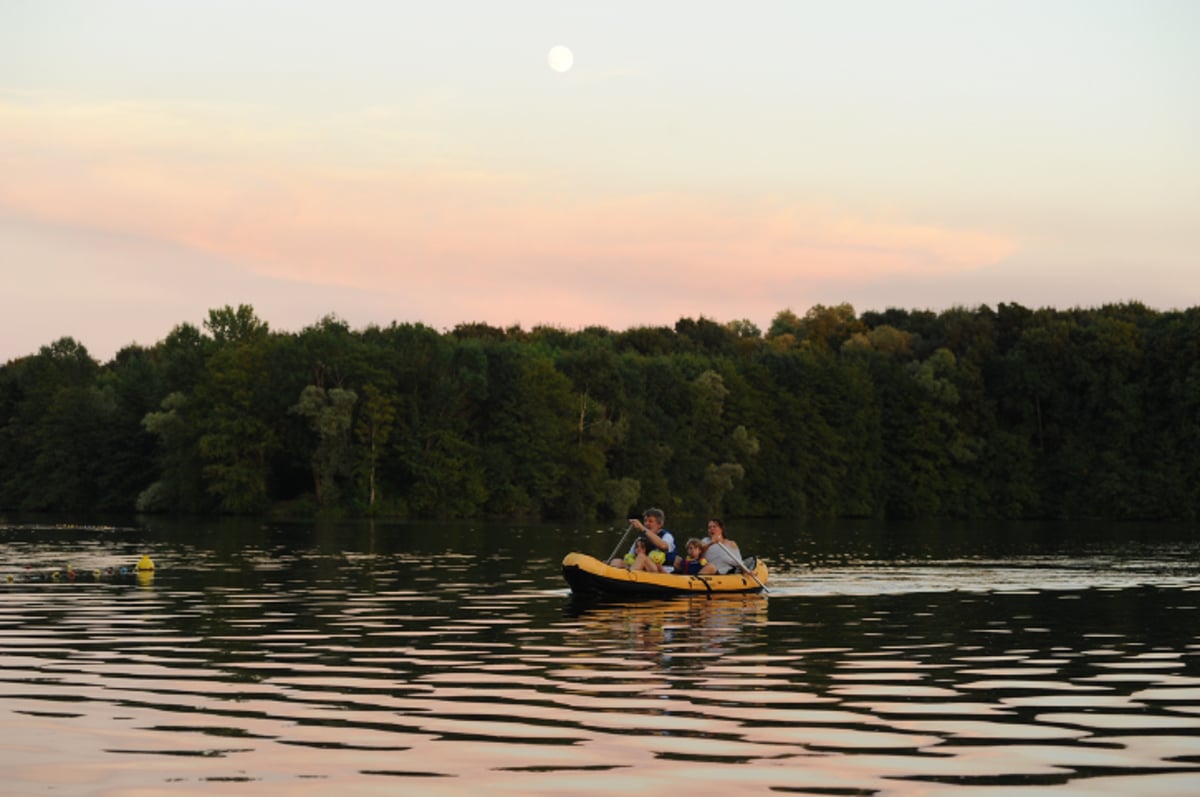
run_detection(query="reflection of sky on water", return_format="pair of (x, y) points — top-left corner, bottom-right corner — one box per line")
(2, 521), (1199, 795)
(766, 556), (1200, 596)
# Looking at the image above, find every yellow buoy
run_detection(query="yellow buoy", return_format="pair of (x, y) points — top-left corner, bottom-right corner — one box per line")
(135, 555), (155, 572)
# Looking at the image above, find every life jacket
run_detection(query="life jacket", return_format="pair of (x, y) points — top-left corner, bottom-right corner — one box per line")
(660, 529), (677, 568)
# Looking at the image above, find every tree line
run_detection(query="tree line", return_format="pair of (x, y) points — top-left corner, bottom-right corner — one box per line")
(1, 301), (1197, 521)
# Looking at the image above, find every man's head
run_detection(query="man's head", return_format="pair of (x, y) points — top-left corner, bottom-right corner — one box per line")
(643, 508), (665, 528)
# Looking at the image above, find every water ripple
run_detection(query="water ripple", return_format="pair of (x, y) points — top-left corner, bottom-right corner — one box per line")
(3, 530), (1200, 794)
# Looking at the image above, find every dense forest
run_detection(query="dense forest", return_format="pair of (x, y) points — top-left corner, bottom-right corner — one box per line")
(1, 302), (1198, 522)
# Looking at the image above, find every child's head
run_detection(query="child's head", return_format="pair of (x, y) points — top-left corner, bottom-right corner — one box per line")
(686, 537), (702, 556)
(634, 536), (651, 553)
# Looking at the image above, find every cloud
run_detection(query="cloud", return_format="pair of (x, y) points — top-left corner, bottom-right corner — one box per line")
(0, 96), (1017, 347)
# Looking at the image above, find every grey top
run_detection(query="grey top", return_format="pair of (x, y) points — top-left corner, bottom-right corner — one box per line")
(702, 538), (741, 574)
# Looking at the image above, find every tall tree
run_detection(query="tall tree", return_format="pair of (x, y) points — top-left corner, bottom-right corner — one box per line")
(205, 304), (269, 347)
(290, 385), (358, 508)
(196, 336), (281, 513)
(140, 391), (210, 513)
(355, 383), (395, 511)
(0, 338), (101, 510)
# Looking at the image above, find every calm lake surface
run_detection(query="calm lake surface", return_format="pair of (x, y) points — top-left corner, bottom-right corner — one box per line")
(2, 517), (1198, 796)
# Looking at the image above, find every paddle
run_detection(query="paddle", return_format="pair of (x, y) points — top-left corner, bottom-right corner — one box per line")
(605, 522), (636, 564)
(714, 541), (769, 593)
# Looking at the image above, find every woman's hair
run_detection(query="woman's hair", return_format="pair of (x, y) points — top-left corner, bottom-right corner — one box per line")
(708, 518), (725, 533)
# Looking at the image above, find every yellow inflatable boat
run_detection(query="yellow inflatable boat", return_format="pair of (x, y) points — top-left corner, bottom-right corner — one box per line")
(562, 552), (768, 597)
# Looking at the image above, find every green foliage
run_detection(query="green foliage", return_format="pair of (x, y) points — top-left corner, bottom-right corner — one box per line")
(139, 392), (207, 512)
(0, 338), (104, 511)
(196, 335), (282, 514)
(290, 385), (358, 508)
(601, 477), (641, 519)
(205, 304), (269, 346)
(355, 383), (396, 511)
(3, 302), (1199, 521)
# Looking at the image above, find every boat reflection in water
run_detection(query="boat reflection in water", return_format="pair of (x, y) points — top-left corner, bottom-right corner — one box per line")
(562, 593), (770, 668)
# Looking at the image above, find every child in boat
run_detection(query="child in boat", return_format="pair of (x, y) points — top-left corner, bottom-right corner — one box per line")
(674, 538), (708, 575)
(625, 536), (666, 572)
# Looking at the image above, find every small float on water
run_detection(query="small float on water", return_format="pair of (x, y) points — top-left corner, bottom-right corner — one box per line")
(562, 552), (768, 598)
(4, 555), (155, 585)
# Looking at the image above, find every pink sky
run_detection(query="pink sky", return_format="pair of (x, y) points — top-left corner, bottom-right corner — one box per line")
(2, 2), (1197, 363)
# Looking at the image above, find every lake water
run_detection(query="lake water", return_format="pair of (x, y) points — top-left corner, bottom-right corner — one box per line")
(2, 517), (1199, 796)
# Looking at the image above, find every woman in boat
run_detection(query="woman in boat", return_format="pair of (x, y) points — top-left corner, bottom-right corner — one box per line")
(698, 518), (743, 575)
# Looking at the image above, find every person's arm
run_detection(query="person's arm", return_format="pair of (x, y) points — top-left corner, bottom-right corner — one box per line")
(645, 529), (668, 551)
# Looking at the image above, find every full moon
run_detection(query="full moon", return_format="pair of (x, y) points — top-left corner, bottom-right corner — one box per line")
(547, 45), (573, 73)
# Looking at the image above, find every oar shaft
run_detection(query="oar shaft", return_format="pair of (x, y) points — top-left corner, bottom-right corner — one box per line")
(715, 541), (768, 593)
(606, 523), (636, 563)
